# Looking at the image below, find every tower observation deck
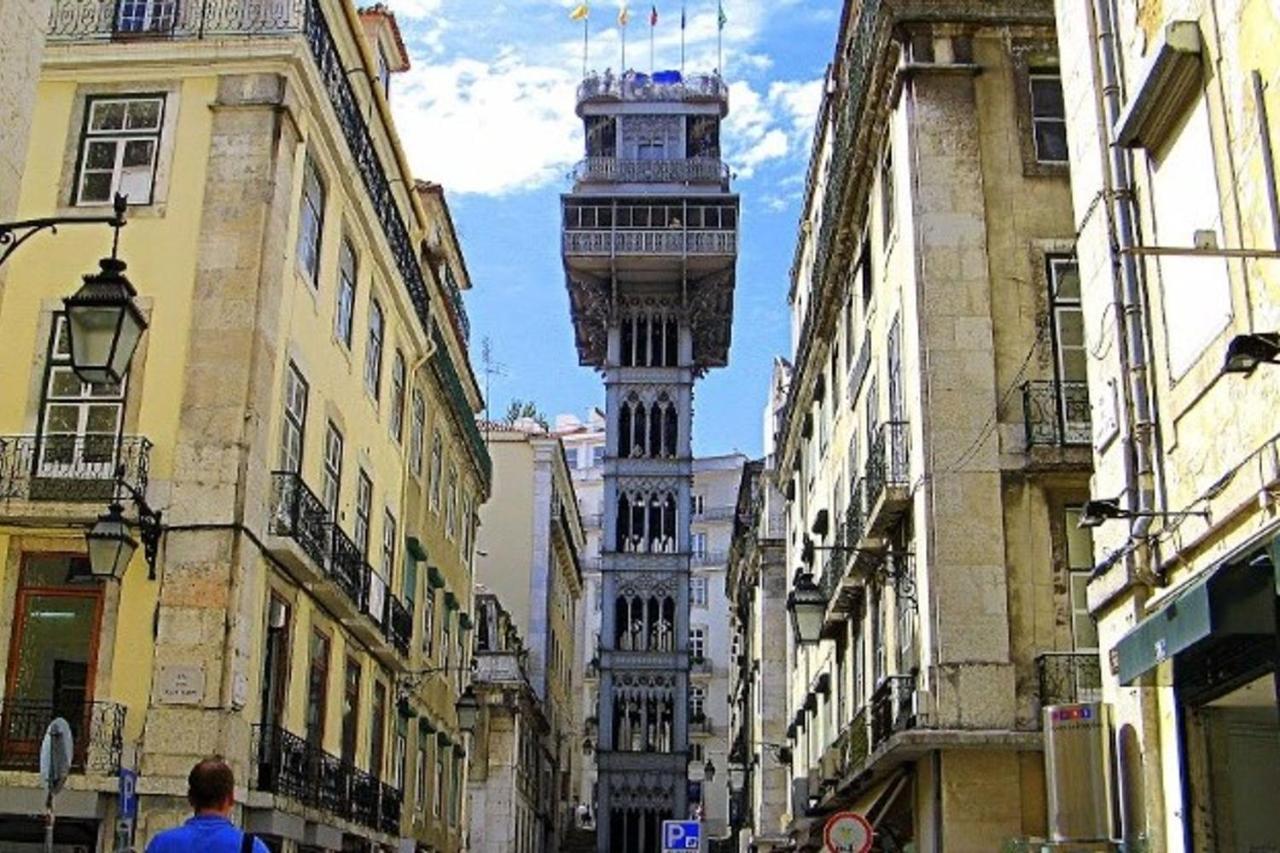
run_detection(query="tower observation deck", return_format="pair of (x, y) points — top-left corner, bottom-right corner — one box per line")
(561, 69), (738, 853)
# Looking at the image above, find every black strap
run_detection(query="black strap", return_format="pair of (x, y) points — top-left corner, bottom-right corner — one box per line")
(240, 832), (256, 853)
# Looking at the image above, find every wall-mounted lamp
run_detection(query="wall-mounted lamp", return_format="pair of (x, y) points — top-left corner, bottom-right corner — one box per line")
(1222, 332), (1280, 376)
(1077, 498), (1209, 529)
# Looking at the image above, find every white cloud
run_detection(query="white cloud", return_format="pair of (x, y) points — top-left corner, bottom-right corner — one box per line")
(384, 0), (441, 19)
(723, 77), (823, 178)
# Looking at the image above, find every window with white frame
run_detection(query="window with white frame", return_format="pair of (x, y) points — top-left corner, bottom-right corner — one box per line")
(390, 350), (406, 441)
(689, 685), (705, 719)
(414, 734), (428, 813)
(335, 237), (357, 347)
(39, 317), (126, 476)
(430, 431), (443, 510)
(76, 96), (164, 206)
(278, 363), (308, 473)
(433, 747), (445, 817)
(410, 391), (425, 476)
(1064, 506), (1098, 649)
(365, 299), (385, 400)
(691, 532), (707, 559)
(689, 627), (706, 660)
(591, 444), (604, 467)
(460, 493), (472, 558)
(690, 742), (704, 762)
(322, 421), (343, 520)
(445, 463), (458, 540)
(1029, 70), (1069, 163)
(382, 509), (397, 580)
(422, 588), (435, 657)
(114, 0), (177, 34)
(355, 470), (373, 557)
(690, 577), (708, 607)
(880, 139), (895, 245)
(296, 156), (325, 283)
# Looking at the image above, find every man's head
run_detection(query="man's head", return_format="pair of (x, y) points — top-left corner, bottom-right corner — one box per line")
(187, 757), (236, 816)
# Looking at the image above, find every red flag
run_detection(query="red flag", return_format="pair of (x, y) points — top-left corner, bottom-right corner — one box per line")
(650, 5), (658, 25)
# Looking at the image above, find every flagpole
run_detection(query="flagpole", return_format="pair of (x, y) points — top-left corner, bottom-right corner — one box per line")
(622, 20), (627, 70)
(583, 16), (589, 78)
(716, 0), (723, 75)
(649, 22), (654, 75)
(680, 2), (686, 75)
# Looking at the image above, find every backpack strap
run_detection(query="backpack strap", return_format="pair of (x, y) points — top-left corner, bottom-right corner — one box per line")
(240, 832), (257, 853)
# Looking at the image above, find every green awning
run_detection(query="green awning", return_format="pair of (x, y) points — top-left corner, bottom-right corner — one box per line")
(459, 612), (473, 631)
(444, 591), (459, 610)
(407, 537), (428, 562)
(436, 731), (453, 748)
(1115, 558), (1274, 685)
(427, 565), (445, 589)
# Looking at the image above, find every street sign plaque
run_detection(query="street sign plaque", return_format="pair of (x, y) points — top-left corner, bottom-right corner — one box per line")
(662, 819), (701, 851)
(824, 811), (873, 853)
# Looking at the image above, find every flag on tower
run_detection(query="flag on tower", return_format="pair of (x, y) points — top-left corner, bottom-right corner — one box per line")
(569, 3), (589, 20)
(650, 4), (658, 25)
(718, 0), (726, 29)
(618, 5), (630, 25)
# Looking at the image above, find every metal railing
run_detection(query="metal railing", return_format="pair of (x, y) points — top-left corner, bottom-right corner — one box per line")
(1023, 380), (1092, 447)
(576, 71), (728, 105)
(573, 157), (730, 185)
(328, 524), (369, 611)
(1036, 652), (1103, 708)
(0, 699), (125, 774)
(0, 435), (151, 502)
(270, 471), (331, 571)
(869, 675), (915, 750)
(562, 229), (737, 257)
(865, 421), (909, 511)
(845, 481), (864, 549)
(253, 724), (402, 834)
(387, 595), (413, 657)
(840, 706), (869, 777)
(47, 0), (307, 39)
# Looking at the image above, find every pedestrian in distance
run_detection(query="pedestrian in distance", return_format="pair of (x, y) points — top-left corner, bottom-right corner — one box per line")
(145, 757), (269, 853)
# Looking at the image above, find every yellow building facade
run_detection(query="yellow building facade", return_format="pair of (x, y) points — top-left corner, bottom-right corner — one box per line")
(0, 2), (490, 851)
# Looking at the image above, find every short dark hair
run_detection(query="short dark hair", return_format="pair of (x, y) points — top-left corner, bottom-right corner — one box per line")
(188, 757), (235, 810)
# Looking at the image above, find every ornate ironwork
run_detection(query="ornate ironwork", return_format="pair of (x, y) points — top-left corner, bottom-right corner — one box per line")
(386, 594), (413, 657)
(577, 71), (728, 106)
(841, 705), (869, 777)
(252, 724), (402, 834)
(573, 157), (730, 185)
(865, 420), (909, 512)
(47, 0), (307, 39)
(868, 674), (915, 750)
(0, 435), (151, 503)
(430, 325), (492, 487)
(327, 524), (368, 611)
(1036, 652), (1102, 708)
(0, 699), (125, 773)
(1023, 380), (1091, 447)
(0, 194), (127, 267)
(562, 229), (737, 257)
(269, 471), (331, 571)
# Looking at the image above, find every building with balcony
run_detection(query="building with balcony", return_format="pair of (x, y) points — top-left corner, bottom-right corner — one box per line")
(0, 1), (489, 849)
(1051, 1), (1280, 849)
(774, 1), (1095, 849)
(561, 63), (739, 853)
(472, 422), (585, 853)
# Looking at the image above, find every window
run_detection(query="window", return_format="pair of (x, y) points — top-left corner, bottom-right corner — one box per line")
(422, 588), (436, 658)
(689, 627), (706, 660)
(1030, 70), (1069, 163)
(341, 658), (361, 764)
(591, 444), (605, 467)
(1049, 257), (1089, 442)
(370, 681), (387, 779)
(450, 751), (463, 825)
(260, 595), (291, 729)
(880, 139), (895, 245)
(566, 449), (578, 470)
(692, 494), (705, 516)
(430, 431), (443, 510)
(1064, 506), (1098, 650)
(376, 43), (392, 96)
(38, 317), (126, 477)
(296, 156), (325, 283)
(279, 363), (308, 473)
(382, 510), (397, 581)
(394, 716), (407, 790)
(691, 533), (708, 559)
(690, 685), (705, 719)
(460, 493), (473, 559)
(414, 727), (429, 812)
(445, 463), (458, 540)
(434, 747), (446, 817)
(355, 471), (373, 557)
(690, 742), (704, 762)
(690, 577), (708, 607)
(114, 0), (177, 34)
(76, 96), (164, 206)
(336, 237), (357, 347)
(390, 351), (406, 441)
(306, 630), (330, 745)
(410, 391), (426, 477)
(441, 610), (452, 677)
(365, 299), (385, 400)
(322, 422), (343, 520)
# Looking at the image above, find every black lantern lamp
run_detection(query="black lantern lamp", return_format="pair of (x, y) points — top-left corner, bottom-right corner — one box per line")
(85, 502), (137, 580)
(1222, 332), (1280, 376)
(64, 255), (147, 386)
(455, 686), (480, 734)
(786, 571), (826, 644)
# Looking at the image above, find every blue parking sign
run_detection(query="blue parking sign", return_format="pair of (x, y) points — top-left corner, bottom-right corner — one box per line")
(118, 768), (138, 819)
(662, 820), (701, 851)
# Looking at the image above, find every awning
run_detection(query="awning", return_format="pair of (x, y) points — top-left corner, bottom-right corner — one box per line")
(407, 537), (428, 562)
(1115, 20), (1203, 150)
(427, 565), (445, 589)
(459, 612), (473, 631)
(444, 591), (459, 610)
(1115, 557), (1275, 684)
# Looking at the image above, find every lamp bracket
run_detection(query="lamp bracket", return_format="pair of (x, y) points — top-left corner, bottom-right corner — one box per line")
(111, 464), (162, 579)
(0, 195), (127, 268)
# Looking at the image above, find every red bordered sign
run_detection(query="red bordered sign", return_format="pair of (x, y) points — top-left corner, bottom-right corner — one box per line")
(824, 811), (873, 853)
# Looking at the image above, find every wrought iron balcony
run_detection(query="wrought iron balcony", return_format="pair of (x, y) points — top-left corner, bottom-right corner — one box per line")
(840, 705), (869, 778)
(47, 0), (307, 40)
(868, 674), (915, 751)
(328, 524), (370, 612)
(562, 228), (737, 258)
(252, 724), (402, 834)
(1036, 652), (1103, 708)
(1023, 380), (1092, 447)
(0, 435), (150, 503)
(270, 471), (331, 571)
(864, 421), (910, 530)
(576, 71), (728, 108)
(573, 157), (730, 186)
(0, 699), (125, 774)
(386, 594), (413, 657)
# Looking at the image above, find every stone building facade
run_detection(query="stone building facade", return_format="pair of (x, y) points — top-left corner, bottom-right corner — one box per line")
(1052, 0), (1280, 849)
(473, 423), (586, 853)
(0, 3), (489, 850)
(0, 0), (49, 227)
(775, 1), (1095, 848)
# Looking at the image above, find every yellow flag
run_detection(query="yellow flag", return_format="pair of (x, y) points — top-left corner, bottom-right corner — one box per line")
(618, 6), (630, 25)
(569, 3), (589, 20)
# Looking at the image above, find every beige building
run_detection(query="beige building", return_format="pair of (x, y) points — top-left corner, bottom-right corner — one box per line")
(0, 2), (490, 850)
(473, 423), (586, 853)
(1052, 0), (1280, 849)
(776, 1), (1095, 848)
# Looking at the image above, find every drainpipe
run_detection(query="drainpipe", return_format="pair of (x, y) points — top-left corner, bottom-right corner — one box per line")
(1092, 0), (1158, 553)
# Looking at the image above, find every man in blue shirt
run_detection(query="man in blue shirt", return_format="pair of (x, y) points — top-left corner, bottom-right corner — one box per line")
(146, 758), (270, 853)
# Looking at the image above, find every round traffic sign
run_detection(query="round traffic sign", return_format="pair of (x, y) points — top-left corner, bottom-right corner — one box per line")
(824, 811), (873, 853)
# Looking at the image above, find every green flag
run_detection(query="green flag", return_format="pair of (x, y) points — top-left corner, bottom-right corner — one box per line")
(717, 1), (726, 29)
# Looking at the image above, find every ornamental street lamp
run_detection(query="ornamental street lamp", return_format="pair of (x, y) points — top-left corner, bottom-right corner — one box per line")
(786, 570), (826, 644)
(455, 686), (480, 734)
(84, 468), (163, 580)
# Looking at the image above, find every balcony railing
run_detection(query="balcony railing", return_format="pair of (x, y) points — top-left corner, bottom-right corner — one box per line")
(573, 157), (730, 185)
(1023, 380), (1091, 447)
(1036, 652), (1103, 708)
(0, 435), (151, 503)
(47, 0), (307, 39)
(865, 421), (909, 519)
(0, 699), (125, 774)
(270, 471), (331, 571)
(387, 595), (413, 657)
(840, 706), (869, 777)
(563, 229), (737, 257)
(328, 524), (369, 611)
(869, 675), (915, 750)
(576, 71), (728, 106)
(253, 724), (401, 835)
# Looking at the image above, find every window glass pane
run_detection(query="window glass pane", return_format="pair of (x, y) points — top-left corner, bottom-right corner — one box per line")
(1031, 77), (1065, 118)
(49, 369), (84, 399)
(1065, 512), (1094, 570)
(1052, 261), (1080, 299)
(78, 173), (112, 204)
(44, 405), (80, 433)
(1034, 123), (1069, 163)
(84, 140), (117, 170)
(10, 593), (98, 712)
(122, 139), (154, 168)
(125, 99), (162, 130)
(90, 102), (127, 131)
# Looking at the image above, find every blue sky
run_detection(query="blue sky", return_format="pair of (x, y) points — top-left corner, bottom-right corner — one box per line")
(385, 0), (841, 456)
